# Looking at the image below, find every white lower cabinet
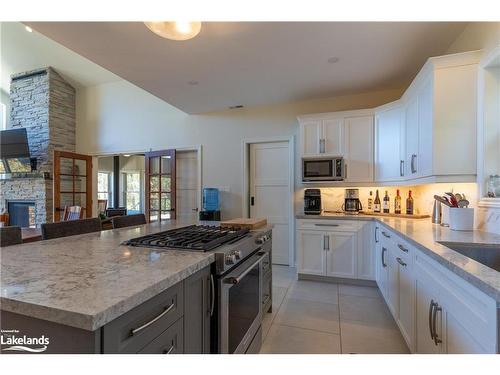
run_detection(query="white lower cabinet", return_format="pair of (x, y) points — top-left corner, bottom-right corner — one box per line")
(376, 225), (498, 354)
(296, 219), (373, 281)
(296, 230), (327, 276)
(325, 231), (357, 278)
(415, 251), (497, 354)
(385, 246), (399, 319)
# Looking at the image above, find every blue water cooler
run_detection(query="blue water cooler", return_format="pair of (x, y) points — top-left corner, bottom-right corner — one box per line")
(199, 188), (221, 221)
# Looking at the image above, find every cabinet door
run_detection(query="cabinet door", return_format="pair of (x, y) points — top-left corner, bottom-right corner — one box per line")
(325, 231), (357, 278)
(322, 118), (344, 156)
(300, 121), (322, 156)
(357, 222), (375, 280)
(297, 230), (326, 275)
(375, 107), (404, 181)
(183, 265), (211, 353)
(442, 309), (486, 354)
(405, 97), (419, 178)
(345, 116), (374, 182)
(398, 259), (415, 351)
(415, 267), (442, 353)
(385, 247), (399, 318)
(375, 228), (388, 298)
(418, 79), (433, 178)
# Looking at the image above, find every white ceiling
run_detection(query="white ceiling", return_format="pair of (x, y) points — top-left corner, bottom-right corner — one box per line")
(25, 22), (467, 114)
(1, 22), (120, 94)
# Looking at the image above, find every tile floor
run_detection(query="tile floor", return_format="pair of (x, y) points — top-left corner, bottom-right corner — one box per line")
(259, 265), (410, 354)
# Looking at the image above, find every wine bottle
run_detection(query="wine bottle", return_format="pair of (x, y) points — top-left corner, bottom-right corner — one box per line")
(383, 191), (390, 213)
(374, 190), (381, 213)
(368, 191), (373, 211)
(394, 189), (402, 214)
(406, 190), (414, 215)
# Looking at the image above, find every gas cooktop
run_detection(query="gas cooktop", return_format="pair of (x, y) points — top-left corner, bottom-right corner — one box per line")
(123, 225), (250, 251)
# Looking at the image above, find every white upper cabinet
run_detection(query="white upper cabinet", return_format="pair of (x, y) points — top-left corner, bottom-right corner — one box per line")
(345, 116), (374, 183)
(405, 96), (419, 178)
(298, 109), (374, 183)
(322, 118), (344, 156)
(300, 120), (322, 156)
(401, 51), (481, 181)
(299, 117), (345, 157)
(375, 104), (405, 182)
(299, 51), (481, 185)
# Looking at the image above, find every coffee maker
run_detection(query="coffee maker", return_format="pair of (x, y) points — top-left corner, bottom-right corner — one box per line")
(304, 189), (321, 215)
(342, 188), (362, 214)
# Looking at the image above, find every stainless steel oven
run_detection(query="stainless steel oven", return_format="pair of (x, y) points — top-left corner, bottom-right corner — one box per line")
(218, 250), (265, 354)
(302, 156), (345, 182)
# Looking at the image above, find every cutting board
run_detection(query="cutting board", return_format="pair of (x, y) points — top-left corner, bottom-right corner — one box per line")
(220, 218), (267, 230)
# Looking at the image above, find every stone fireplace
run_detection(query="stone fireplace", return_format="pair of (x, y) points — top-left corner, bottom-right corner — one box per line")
(0, 67), (76, 226)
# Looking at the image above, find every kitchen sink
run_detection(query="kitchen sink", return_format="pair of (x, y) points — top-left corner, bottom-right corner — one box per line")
(438, 242), (500, 272)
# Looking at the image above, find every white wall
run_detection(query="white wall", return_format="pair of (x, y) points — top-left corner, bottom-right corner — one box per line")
(76, 80), (403, 218)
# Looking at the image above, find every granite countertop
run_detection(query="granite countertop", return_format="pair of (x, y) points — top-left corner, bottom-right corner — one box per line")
(296, 213), (500, 302)
(0, 220), (217, 331)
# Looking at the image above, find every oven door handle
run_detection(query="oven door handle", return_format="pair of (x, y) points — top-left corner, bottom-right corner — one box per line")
(223, 254), (264, 285)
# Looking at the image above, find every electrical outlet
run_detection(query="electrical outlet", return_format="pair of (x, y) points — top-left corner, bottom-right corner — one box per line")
(218, 186), (230, 192)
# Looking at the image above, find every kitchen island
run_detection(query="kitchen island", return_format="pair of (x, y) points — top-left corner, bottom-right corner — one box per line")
(0, 221), (217, 353)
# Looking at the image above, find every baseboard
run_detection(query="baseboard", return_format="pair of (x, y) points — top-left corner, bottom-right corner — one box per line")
(298, 273), (377, 286)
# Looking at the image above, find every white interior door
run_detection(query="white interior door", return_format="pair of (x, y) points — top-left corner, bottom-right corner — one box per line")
(176, 150), (199, 223)
(249, 141), (290, 265)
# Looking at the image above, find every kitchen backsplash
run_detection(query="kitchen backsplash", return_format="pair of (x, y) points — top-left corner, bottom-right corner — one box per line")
(317, 183), (478, 215)
(297, 183), (500, 234)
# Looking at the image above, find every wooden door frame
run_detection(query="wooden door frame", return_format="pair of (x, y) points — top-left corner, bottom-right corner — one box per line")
(145, 149), (176, 222)
(241, 136), (295, 266)
(53, 150), (93, 222)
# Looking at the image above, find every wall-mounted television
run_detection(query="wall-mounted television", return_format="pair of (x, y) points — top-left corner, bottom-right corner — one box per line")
(0, 128), (32, 173)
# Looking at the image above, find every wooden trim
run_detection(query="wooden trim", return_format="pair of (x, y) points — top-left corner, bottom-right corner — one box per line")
(53, 150), (93, 222)
(144, 149), (176, 222)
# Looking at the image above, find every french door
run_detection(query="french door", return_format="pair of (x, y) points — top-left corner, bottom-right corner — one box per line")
(53, 150), (93, 222)
(145, 149), (176, 222)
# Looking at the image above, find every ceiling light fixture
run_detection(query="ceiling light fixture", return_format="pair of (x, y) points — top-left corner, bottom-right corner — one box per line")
(144, 21), (202, 41)
(25, 26), (33, 33)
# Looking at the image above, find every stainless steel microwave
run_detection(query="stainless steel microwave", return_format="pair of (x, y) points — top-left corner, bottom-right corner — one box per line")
(302, 156), (345, 182)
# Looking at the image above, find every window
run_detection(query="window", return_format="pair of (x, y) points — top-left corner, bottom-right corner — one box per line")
(122, 172), (143, 214)
(97, 172), (113, 206)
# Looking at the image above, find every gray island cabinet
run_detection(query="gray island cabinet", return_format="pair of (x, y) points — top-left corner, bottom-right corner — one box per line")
(0, 221), (216, 354)
(1, 266), (212, 354)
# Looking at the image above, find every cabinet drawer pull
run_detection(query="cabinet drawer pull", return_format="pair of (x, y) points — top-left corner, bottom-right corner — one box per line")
(396, 257), (407, 267)
(210, 274), (215, 317)
(315, 223), (340, 227)
(319, 139), (325, 154)
(381, 247), (387, 267)
(131, 301), (175, 336)
(375, 227), (379, 243)
(428, 300), (435, 341)
(411, 154), (417, 174)
(381, 231), (391, 238)
(323, 235), (330, 251)
(400, 160), (404, 177)
(432, 302), (442, 346)
(163, 341), (175, 354)
(397, 244), (409, 253)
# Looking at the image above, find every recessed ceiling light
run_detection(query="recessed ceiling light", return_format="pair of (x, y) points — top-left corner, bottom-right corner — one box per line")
(229, 105), (244, 109)
(327, 57), (339, 64)
(25, 26), (33, 33)
(188, 81), (199, 86)
(123, 154), (131, 157)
